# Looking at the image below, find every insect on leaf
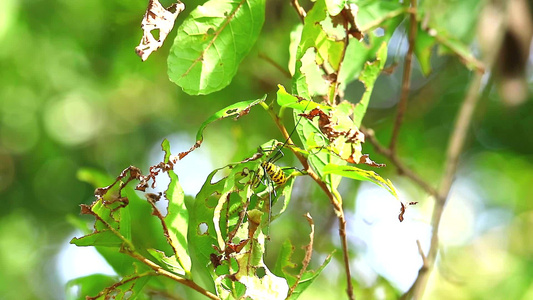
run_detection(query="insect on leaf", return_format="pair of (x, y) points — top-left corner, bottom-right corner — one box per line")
(168, 0), (266, 95)
(136, 0), (185, 61)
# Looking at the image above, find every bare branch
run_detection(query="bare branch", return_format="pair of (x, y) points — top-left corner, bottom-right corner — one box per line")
(290, 0), (307, 23)
(416, 240), (428, 267)
(362, 127), (438, 198)
(389, 0), (418, 152)
(258, 52), (292, 79)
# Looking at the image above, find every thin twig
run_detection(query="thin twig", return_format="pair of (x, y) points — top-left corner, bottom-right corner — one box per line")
(389, 0), (418, 152)
(87, 271), (156, 300)
(432, 33), (485, 74)
(362, 127), (438, 198)
(258, 52), (292, 79)
(290, 0), (306, 23)
(127, 250), (220, 300)
(416, 240), (428, 267)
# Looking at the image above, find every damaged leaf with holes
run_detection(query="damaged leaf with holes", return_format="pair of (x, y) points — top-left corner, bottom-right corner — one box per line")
(292, 0), (346, 98)
(136, 0), (185, 61)
(161, 139), (191, 276)
(273, 239), (333, 299)
(188, 147), (297, 299)
(69, 140), (196, 298)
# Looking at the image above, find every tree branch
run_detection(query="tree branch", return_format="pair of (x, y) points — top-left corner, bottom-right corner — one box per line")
(389, 0), (418, 152)
(258, 52), (292, 79)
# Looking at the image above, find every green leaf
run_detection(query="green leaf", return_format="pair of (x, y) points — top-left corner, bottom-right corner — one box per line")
(292, 0), (345, 98)
(74, 169), (162, 276)
(288, 254), (333, 299)
(276, 85), (332, 111)
(161, 140), (192, 276)
(273, 240), (297, 278)
(195, 96), (266, 144)
(66, 274), (117, 300)
(288, 24), (303, 76)
(414, 24), (436, 76)
(68, 271), (151, 300)
(168, 0), (266, 95)
(322, 163), (399, 200)
(355, 0), (405, 32)
(187, 161), (259, 288)
(147, 249), (185, 276)
(337, 1), (403, 92)
(353, 42), (387, 127)
(436, 32), (483, 71)
(273, 240), (333, 300)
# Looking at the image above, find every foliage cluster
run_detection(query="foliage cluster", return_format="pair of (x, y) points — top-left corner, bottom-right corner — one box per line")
(60, 0), (527, 299)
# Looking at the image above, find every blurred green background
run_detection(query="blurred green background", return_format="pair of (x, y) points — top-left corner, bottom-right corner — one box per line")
(1, 0), (532, 299)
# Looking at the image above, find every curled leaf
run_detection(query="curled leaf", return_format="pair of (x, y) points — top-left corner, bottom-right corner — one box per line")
(176, 96), (266, 161)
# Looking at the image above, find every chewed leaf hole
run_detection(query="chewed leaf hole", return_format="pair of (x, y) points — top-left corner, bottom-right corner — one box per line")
(198, 222), (209, 235)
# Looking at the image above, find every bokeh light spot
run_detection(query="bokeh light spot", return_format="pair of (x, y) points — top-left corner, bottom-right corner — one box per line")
(44, 93), (102, 145)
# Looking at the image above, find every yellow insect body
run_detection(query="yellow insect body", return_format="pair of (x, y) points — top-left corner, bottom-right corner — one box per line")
(261, 161), (287, 186)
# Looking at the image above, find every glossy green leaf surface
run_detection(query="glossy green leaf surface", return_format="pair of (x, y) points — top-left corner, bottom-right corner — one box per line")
(168, 0), (266, 95)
